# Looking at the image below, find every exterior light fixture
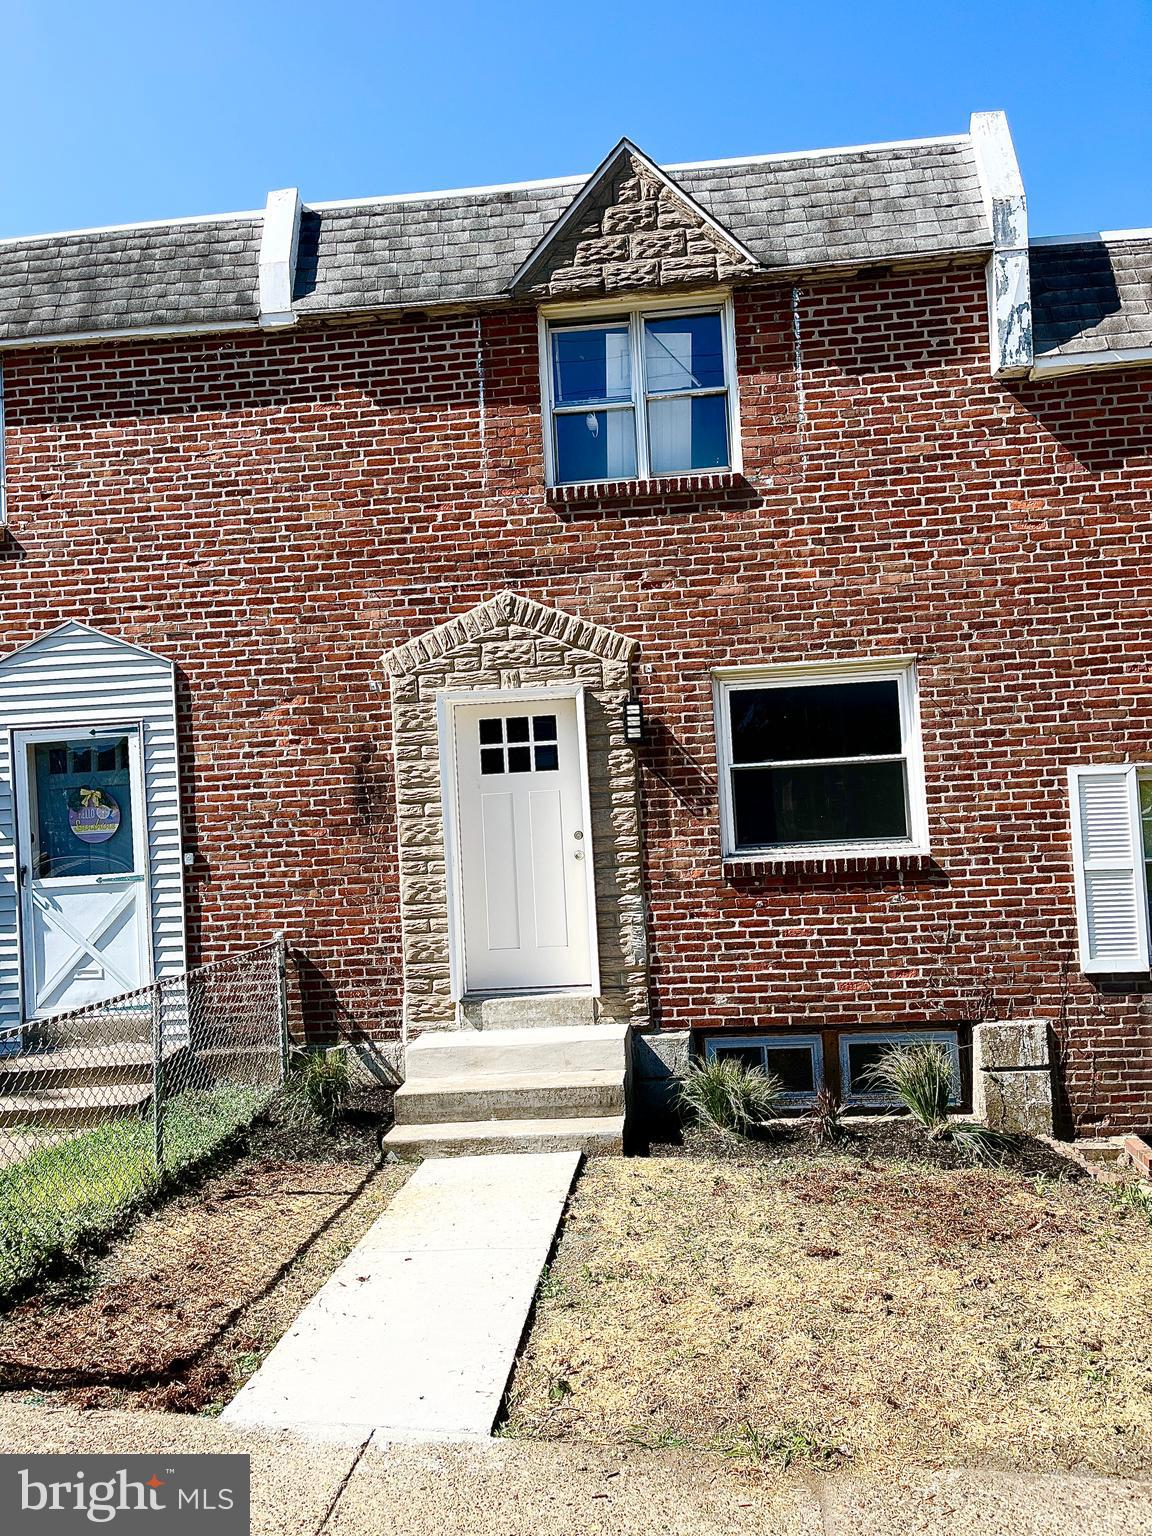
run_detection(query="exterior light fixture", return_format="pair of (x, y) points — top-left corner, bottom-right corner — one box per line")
(622, 695), (645, 744)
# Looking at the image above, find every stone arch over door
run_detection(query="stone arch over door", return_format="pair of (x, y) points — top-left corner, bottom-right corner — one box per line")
(382, 591), (647, 1035)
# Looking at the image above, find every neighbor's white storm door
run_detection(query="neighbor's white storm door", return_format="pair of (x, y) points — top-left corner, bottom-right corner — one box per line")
(448, 693), (596, 995)
(14, 725), (152, 1017)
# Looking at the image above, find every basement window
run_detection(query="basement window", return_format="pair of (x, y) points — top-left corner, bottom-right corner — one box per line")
(713, 660), (929, 860)
(705, 1034), (824, 1103)
(543, 301), (737, 486)
(839, 1030), (961, 1108)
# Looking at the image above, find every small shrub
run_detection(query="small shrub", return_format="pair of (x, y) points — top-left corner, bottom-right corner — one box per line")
(1111, 1180), (1152, 1225)
(287, 1047), (351, 1125)
(862, 1042), (955, 1134)
(948, 1123), (1018, 1167)
(807, 1085), (845, 1146)
(678, 1055), (782, 1135)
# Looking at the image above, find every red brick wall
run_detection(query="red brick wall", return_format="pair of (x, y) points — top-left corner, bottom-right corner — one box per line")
(3, 264), (1151, 1132)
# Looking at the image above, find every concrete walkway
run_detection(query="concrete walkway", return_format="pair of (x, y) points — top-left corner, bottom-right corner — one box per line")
(222, 1151), (580, 1443)
(1, 1403), (1149, 1536)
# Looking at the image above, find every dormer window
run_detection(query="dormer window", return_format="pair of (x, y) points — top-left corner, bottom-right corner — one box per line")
(542, 299), (737, 487)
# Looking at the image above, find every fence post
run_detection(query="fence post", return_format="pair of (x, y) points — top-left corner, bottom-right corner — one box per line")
(276, 932), (290, 1084)
(150, 977), (164, 1178)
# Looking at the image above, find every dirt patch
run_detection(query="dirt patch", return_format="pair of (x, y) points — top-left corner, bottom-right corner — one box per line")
(0, 1152), (408, 1414)
(651, 1121), (1081, 1180)
(504, 1155), (1152, 1476)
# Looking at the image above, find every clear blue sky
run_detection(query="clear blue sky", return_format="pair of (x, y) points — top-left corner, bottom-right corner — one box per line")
(4, 0), (1150, 240)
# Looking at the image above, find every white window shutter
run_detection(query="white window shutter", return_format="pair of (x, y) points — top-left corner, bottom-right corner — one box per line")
(1069, 766), (1151, 973)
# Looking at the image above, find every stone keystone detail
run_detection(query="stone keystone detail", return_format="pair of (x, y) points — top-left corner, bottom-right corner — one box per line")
(509, 138), (760, 301)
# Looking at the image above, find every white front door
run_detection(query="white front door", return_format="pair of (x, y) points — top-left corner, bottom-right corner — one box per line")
(15, 727), (151, 1018)
(453, 697), (594, 994)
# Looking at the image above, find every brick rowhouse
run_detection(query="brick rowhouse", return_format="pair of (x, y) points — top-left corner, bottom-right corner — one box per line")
(1, 118), (1150, 1136)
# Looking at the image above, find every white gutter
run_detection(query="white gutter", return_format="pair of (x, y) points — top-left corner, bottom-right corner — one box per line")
(1030, 345), (1152, 379)
(0, 318), (259, 351)
(969, 111), (1032, 378)
(258, 188), (302, 328)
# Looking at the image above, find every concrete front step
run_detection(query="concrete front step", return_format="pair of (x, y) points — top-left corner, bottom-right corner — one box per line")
(383, 1114), (625, 1158)
(0, 1082), (152, 1129)
(404, 1023), (629, 1081)
(460, 995), (597, 1031)
(393, 1069), (625, 1126)
(0, 1042), (154, 1091)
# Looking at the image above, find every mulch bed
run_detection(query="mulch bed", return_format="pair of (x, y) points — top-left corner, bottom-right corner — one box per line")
(0, 1108), (408, 1415)
(648, 1119), (1081, 1181)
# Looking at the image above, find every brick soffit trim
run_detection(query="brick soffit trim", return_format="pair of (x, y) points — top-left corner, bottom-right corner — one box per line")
(381, 590), (640, 678)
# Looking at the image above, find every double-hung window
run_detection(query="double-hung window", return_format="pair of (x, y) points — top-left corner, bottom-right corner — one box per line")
(544, 303), (735, 486)
(714, 660), (928, 859)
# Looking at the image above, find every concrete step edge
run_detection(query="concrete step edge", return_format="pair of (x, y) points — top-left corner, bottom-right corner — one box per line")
(382, 1114), (625, 1157)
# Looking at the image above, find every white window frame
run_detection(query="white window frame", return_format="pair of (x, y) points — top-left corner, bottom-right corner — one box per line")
(704, 1032), (825, 1104)
(712, 657), (929, 862)
(538, 291), (741, 488)
(839, 1029), (962, 1108)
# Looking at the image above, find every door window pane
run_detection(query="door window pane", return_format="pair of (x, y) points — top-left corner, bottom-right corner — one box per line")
(551, 325), (632, 405)
(533, 715), (557, 741)
(643, 312), (726, 393)
(534, 744), (559, 772)
(32, 735), (136, 879)
(730, 681), (903, 764)
(479, 718), (503, 746)
(732, 760), (909, 847)
(507, 747), (531, 774)
(554, 409), (637, 484)
(647, 393), (729, 475)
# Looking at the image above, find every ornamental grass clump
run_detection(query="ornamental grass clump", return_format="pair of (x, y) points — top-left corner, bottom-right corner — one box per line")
(863, 1041), (1016, 1166)
(678, 1055), (782, 1135)
(287, 1046), (351, 1126)
(862, 1042), (955, 1136)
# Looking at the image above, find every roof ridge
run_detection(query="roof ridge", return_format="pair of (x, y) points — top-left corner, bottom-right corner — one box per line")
(0, 132), (972, 246)
(298, 134), (973, 216)
(0, 208), (262, 248)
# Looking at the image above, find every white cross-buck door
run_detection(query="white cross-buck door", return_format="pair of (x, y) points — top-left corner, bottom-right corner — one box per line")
(15, 726), (151, 1018)
(452, 697), (595, 994)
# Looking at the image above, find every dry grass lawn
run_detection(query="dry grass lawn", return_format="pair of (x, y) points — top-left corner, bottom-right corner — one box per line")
(504, 1155), (1152, 1475)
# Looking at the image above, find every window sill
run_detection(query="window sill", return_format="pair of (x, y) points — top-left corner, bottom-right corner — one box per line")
(722, 848), (934, 877)
(545, 469), (745, 509)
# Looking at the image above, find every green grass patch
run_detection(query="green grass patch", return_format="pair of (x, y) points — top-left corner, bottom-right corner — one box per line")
(0, 1082), (276, 1301)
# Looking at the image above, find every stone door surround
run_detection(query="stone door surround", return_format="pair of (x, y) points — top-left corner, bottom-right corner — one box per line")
(382, 591), (649, 1035)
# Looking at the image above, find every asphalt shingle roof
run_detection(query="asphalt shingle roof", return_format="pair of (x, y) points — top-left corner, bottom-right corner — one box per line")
(0, 218), (262, 342)
(0, 140), (988, 343)
(1030, 238), (1152, 359)
(294, 141), (989, 314)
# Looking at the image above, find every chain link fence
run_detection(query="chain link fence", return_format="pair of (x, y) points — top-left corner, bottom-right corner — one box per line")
(0, 937), (289, 1299)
